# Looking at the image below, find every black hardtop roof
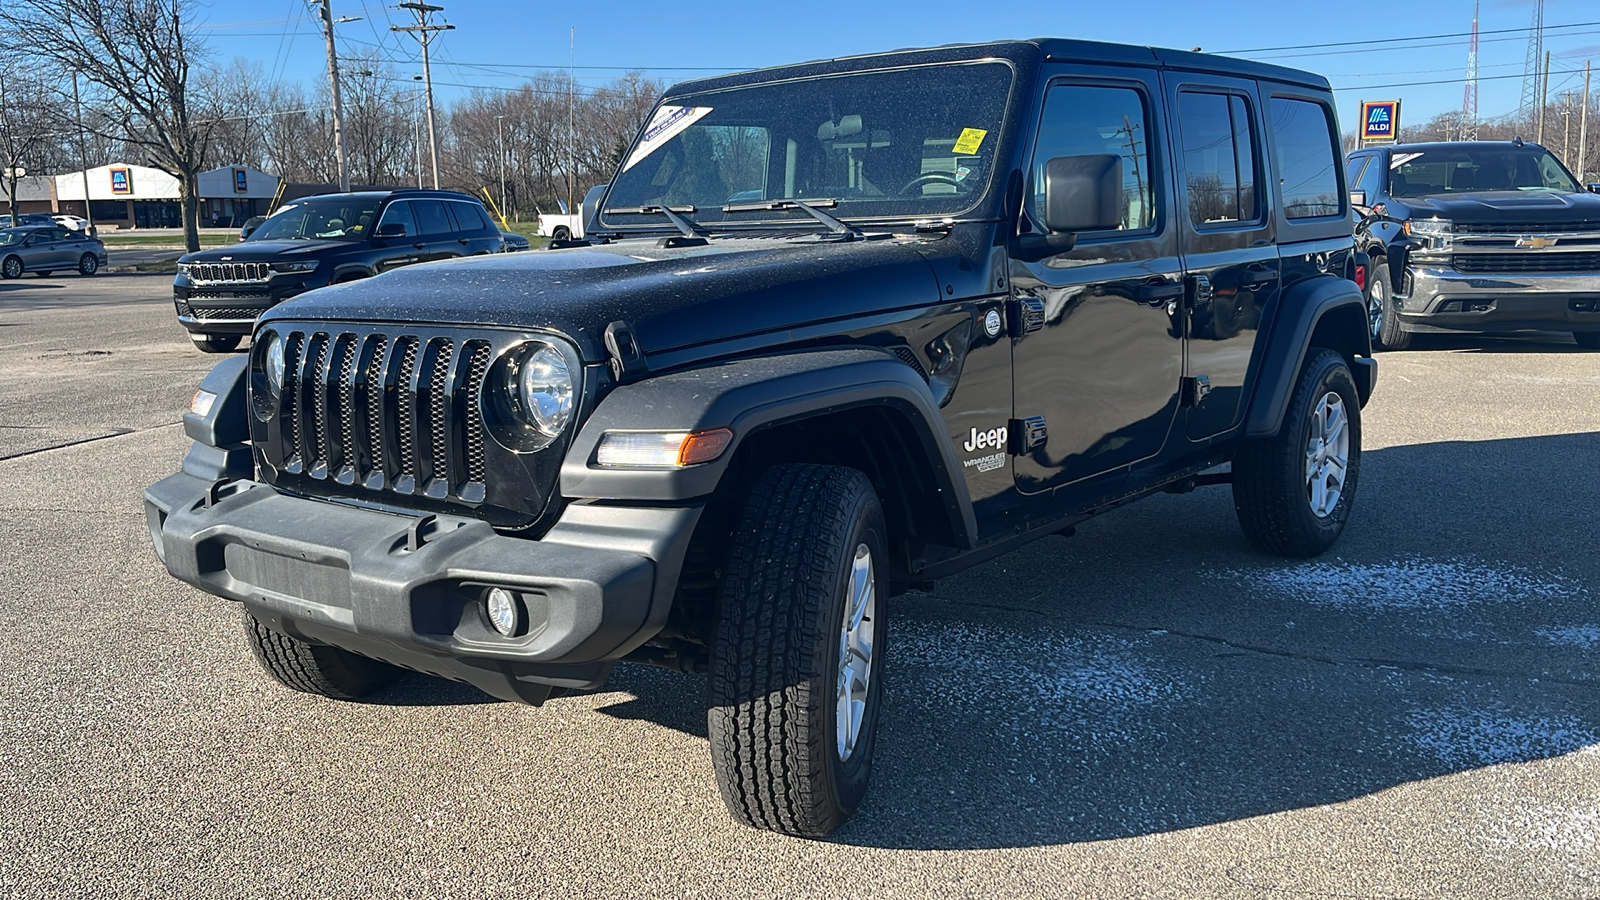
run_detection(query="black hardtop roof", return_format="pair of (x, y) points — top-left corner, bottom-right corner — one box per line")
(1355, 140), (1552, 154)
(294, 188), (481, 202)
(663, 38), (1331, 97)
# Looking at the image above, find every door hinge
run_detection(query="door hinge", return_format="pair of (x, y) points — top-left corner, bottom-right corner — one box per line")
(1183, 374), (1212, 406)
(1010, 415), (1047, 453)
(1010, 296), (1045, 337)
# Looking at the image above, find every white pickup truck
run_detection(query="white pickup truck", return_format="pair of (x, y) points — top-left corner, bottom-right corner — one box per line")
(536, 209), (584, 241)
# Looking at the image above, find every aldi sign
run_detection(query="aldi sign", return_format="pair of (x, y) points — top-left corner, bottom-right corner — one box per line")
(109, 167), (132, 195)
(233, 168), (248, 193)
(1360, 101), (1401, 141)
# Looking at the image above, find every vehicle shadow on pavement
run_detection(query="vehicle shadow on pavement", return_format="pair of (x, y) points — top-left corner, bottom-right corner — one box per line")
(1402, 332), (1593, 353)
(592, 433), (1600, 849)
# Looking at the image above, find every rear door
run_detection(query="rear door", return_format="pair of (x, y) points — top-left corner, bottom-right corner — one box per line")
(1009, 67), (1185, 494)
(1165, 73), (1279, 439)
(446, 200), (501, 254)
(409, 199), (458, 262)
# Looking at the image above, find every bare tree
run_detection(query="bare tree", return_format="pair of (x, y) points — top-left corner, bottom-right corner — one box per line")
(2, 0), (213, 250)
(0, 59), (62, 220)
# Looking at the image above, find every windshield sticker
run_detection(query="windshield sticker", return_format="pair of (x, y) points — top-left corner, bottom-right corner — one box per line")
(623, 105), (715, 172)
(952, 128), (988, 156)
(955, 165), (972, 183)
(1390, 153), (1423, 169)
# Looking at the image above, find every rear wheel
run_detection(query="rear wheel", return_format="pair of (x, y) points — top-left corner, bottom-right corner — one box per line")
(550, 226), (570, 241)
(1232, 348), (1362, 557)
(78, 254), (98, 276)
(1574, 332), (1600, 350)
(1369, 261), (1411, 351)
(708, 464), (888, 838)
(1, 255), (21, 279)
(245, 614), (404, 700)
(189, 333), (242, 353)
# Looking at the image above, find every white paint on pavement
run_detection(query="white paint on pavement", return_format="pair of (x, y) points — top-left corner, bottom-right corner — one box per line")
(1212, 558), (1586, 612)
(1534, 624), (1600, 649)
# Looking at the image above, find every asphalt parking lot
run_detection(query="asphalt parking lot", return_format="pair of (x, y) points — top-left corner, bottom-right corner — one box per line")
(1, 274), (1596, 899)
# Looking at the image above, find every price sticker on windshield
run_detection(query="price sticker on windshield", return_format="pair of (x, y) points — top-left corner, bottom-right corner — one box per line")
(623, 105), (715, 172)
(952, 128), (988, 155)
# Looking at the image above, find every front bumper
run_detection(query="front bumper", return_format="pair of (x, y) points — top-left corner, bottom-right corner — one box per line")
(173, 277), (319, 336)
(1399, 264), (1600, 333)
(145, 470), (700, 703)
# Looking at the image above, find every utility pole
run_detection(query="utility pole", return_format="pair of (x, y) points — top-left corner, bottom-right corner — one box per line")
(1581, 62), (1592, 181)
(567, 26), (575, 216)
(317, 0), (351, 191)
(71, 72), (94, 232)
(496, 114), (507, 222)
(1538, 50), (1551, 144)
(393, 2), (452, 190)
(1562, 93), (1572, 166)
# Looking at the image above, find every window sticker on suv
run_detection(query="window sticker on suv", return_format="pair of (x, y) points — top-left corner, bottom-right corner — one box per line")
(623, 105), (715, 171)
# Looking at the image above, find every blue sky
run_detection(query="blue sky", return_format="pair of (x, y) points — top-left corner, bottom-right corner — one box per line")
(196, 0), (1600, 134)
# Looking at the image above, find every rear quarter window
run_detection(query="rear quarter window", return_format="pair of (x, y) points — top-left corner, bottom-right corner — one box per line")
(1270, 97), (1343, 220)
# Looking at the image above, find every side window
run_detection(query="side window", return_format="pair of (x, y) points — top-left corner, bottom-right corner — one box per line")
(1270, 97), (1342, 219)
(1356, 155), (1385, 200)
(1345, 156), (1369, 187)
(1175, 91), (1259, 226)
(377, 201), (417, 236)
(1030, 84), (1156, 234)
(449, 201), (493, 233)
(411, 200), (453, 237)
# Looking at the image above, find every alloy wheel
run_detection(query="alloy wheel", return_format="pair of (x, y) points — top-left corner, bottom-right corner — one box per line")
(836, 542), (876, 762)
(1305, 391), (1350, 518)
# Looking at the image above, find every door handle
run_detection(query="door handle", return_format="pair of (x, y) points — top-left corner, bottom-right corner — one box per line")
(1136, 281), (1183, 305)
(413, 242), (427, 249)
(1241, 268), (1278, 287)
(458, 237), (470, 244)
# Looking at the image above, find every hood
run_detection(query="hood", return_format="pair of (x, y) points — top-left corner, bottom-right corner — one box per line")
(258, 236), (944, 361)
(1400, 190), (1600, 224)
(179, 239), (350, 262)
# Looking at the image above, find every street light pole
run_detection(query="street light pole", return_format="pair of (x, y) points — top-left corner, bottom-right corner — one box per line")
(496, 114), (506, 223)
(71, 72), (94, 232)
(317, 0), (351, 192)
(394, 3), (453, 190)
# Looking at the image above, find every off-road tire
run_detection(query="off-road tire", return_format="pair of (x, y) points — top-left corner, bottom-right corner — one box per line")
(78, 254), (98, 276)
(189, 333), (242, 354)
(1370, 261), (1411, 351)
(1574, 332), (1600, 350)
(1, 255), (21, 279)
(1232, 348), (1361, 557)
(708, 464), (888, 838)
(244, 614), (404, 700)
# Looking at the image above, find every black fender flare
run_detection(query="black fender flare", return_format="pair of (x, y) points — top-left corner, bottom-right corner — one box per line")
(180, 355), (255, 481)
(1243, 275), (1375, 439)
(560, 347), (978, 549)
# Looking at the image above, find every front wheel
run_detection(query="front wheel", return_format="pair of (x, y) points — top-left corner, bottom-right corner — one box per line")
(1574, 332), (1600, 350)
(189, 333), (242, 353)
(708, 464), (888, 838)
(1, 255), (21, 279)
(244, 614), (404, 700)
(78, 254), (99, 276)
(1369, 261), (1411, 351)
(1232, 348), (1362, 557)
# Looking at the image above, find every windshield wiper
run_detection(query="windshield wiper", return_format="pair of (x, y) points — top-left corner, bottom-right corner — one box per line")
(721, 198), (861, 238)
(603, 204), (707, 239)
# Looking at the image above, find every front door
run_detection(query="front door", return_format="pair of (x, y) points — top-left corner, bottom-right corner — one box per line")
(1165, 74), (1281, 439)
(1010, 69), (1184, 494)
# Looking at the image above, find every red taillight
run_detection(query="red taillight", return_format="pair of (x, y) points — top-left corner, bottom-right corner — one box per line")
(1354, 263), (1367, 290)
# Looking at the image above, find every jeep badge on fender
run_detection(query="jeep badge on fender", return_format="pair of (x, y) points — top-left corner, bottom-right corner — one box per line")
(146, 39), (1374, 840)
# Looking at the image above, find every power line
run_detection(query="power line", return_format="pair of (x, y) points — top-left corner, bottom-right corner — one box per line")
(1219, 18), (1600, 55)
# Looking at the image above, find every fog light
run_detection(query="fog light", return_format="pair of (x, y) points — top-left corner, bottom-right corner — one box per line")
(485, 588), (522, 637)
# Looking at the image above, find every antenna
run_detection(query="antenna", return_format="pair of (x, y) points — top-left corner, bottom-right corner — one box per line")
(1462, 0), (1479, 140)
(1519, 0), (1544, 120)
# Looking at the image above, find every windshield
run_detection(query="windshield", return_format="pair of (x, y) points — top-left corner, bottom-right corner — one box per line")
(0, 230), (21, 245)
(602, 61), (1014, 229)
(249, 197), (381, 241)
(1389, 147), (1580, 197)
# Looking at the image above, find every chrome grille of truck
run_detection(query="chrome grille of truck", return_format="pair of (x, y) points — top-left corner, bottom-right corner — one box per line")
(1452, 221), (1600, 235)
(1452, 252), (1600, 273)
(187, 262), (270, 284)
(272, 327), (495, 504)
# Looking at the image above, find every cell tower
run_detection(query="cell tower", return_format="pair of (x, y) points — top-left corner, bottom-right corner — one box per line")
(1520, 0), (1545, 118)
(1462, 0), (1479, 140)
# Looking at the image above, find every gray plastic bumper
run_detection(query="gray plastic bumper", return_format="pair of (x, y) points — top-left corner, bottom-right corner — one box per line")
(145, 470), (700, 703)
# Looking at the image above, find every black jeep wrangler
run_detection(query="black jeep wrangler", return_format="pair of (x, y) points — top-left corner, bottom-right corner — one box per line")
(146, 40), (1374, 837)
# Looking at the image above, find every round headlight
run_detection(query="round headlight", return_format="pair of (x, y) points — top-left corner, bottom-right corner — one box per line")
(264, 333), (287, 397)
(516, 343), (574, 437)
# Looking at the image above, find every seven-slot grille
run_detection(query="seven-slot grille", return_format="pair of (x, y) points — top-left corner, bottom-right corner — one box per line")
(272, 328), (495, 504)
(187, 262), (270, 284)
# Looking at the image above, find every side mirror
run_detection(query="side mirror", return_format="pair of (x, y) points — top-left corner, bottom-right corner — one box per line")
(1014, 154), (1123, 262)
(239, 224), (258, 240)
(375, 222), (407, 237)
(581, 184), (606, 234)
(1589, 183), (1600, 194)
(1349, 190), (1367, 208)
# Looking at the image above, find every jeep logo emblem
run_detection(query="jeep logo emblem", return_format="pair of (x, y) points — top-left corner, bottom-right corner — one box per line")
(963, 425), (1008, 452)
